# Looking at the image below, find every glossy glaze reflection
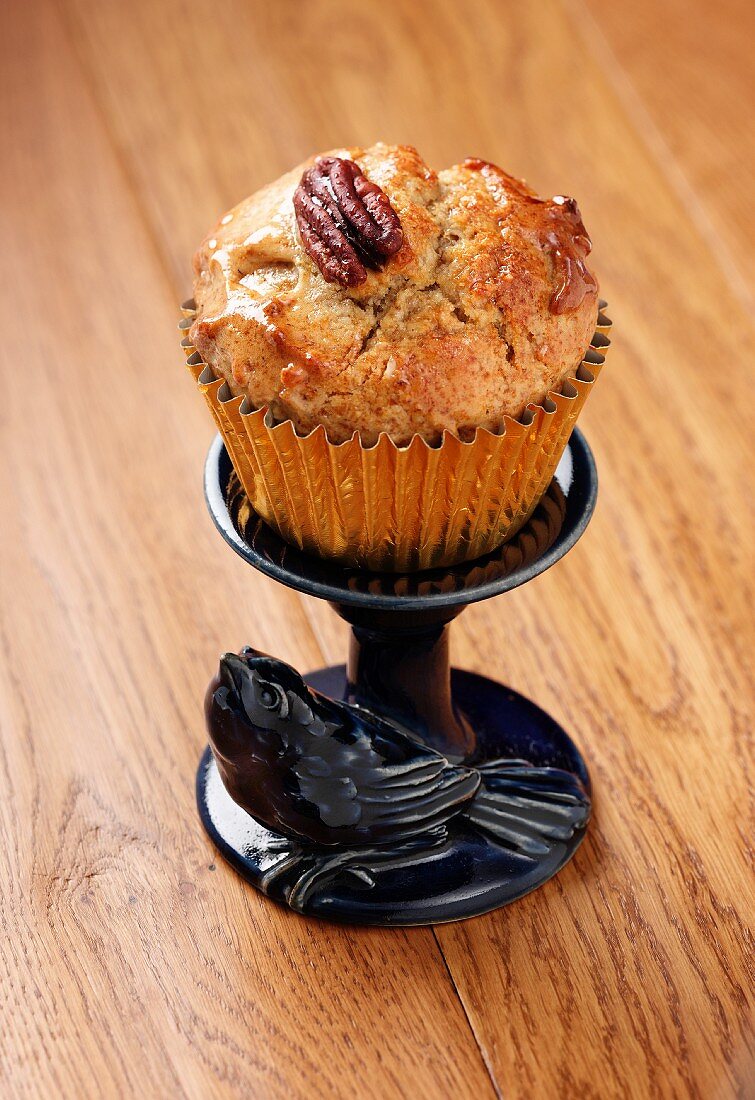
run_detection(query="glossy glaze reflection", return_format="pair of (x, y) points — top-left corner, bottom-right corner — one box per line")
(203, 650), (590, 915)
(196, 428), (599, 924)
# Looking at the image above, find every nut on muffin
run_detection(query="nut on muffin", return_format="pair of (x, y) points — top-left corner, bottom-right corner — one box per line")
(191, 143), (598, 446)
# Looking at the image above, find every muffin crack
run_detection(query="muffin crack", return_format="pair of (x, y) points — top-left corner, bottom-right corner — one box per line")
(355, 282), (404, 357)
(421, 183), (518, 358)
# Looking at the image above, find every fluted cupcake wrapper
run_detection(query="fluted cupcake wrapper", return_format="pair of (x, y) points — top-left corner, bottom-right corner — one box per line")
(180, 299), (611, 571)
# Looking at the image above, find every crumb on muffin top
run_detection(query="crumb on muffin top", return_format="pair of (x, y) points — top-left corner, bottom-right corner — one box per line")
(191, 143), (599, 445)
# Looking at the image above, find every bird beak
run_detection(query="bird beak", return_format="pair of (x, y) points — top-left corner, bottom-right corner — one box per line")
(219, 652), (248, 696)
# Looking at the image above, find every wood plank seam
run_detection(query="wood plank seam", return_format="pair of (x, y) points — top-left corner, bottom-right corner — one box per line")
(559, 0), (755, 316)
(47, 3), (502, 1094)
(30, 2), (752, 1095)
(433, 928), (506, 1100)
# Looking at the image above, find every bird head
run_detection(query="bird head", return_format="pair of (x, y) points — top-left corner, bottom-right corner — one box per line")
(208, 647), (322, 745)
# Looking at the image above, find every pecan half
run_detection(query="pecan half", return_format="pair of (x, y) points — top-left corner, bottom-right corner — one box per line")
(293, 156), (404, 287)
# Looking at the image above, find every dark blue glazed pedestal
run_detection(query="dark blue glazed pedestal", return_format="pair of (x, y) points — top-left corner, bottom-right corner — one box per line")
(197, 429), (597, 925)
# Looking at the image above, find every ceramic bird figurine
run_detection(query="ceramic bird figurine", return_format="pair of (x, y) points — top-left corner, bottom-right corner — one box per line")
(206, 649), (590, 869)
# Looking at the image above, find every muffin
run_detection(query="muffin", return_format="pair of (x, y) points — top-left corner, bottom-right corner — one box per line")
(182, 143), (609, 570)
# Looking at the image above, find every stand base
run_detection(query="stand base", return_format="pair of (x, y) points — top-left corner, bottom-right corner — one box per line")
(197, 665), (591, 926)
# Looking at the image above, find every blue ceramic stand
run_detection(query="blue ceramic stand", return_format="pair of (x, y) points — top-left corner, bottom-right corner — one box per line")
(197, 429), (597, 925)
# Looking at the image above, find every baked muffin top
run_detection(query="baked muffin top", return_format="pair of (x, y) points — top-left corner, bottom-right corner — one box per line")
(191, 143), (598, 445)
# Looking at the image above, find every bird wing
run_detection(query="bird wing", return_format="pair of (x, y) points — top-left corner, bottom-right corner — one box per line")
(293, 713), (479, 834)
(356, 757), (480, 833)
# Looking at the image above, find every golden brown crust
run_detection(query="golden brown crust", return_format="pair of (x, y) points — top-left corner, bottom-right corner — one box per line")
(191, 143), (599, 445)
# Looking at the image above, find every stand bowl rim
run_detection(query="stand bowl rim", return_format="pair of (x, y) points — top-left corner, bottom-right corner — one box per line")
(203, 428), (598, 611)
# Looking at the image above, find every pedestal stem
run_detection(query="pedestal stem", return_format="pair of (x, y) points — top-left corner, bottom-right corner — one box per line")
(332, 605), (475, 762)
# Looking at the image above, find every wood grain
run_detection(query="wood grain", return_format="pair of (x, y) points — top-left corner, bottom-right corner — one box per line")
(574, 0), (755, 311)
(2, 0), (753, 1096)
(0, 3), (495, 1098)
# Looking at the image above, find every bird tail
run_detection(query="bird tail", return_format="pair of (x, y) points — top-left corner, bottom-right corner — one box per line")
(465, 759), (590, 858)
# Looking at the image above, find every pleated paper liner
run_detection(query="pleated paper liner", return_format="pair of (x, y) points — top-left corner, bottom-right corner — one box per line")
(225, 461), (568, 599)
(180, 299), (611, 571)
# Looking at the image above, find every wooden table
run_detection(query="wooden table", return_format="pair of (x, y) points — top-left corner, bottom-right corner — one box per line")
(2, 1), (753, 1096)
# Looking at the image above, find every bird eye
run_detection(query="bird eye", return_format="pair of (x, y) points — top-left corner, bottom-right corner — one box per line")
(256, 682), (289, 716)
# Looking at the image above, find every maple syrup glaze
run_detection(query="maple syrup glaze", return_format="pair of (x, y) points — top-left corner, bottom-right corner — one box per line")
(191, 144), (601, 446)
(463, 159), (597, 315)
